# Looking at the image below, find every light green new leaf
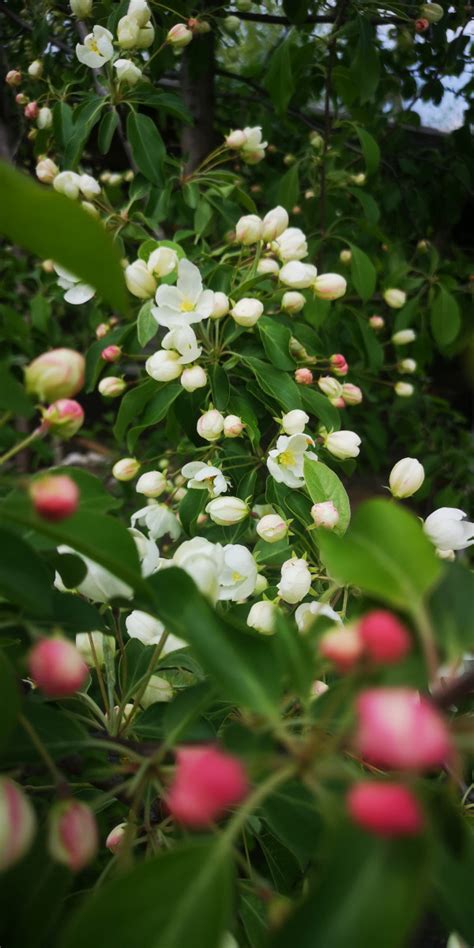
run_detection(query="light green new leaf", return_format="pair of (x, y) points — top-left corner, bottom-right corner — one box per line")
(303, 458), (351, 535)
(354, 126), (380, 175)
(0, 161), (127, 312)
(60, 841), (233, 948)
(318, 499), (441, 608)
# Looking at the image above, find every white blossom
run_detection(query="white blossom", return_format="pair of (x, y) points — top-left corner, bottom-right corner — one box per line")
(76, 25), (114, 68)
(267, 433), (317, 488)
(181, 462), (229, 497)
(152, 259), (214, 329)
(131, 503), (181, 541)
(218, 544), (257, 601)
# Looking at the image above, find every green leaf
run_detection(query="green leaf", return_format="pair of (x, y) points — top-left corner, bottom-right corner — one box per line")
(303, 458), (351, 535)
(430, 286), (461, 346)
(261, 780), (322, 867)
(5, 703), (88, 764)
(53, 101), (73, 151)
(354, 127), (380, 175)
(263, 38), (295, 115)
(349, 244), (376, 301)
(257, 317), (295, 370)
(433, 830), (474, 943)
(114, 379), (156, 442)
(98, 109), (119, 155)
(350, 19), (380, 103)
(127, 112), (165, 186)
(50, 468), (121, 513)
(282, 0), (309, 24)
(179, 488), (208, 537)
(64, 96), (104, 167)
(0, 525), (53, 617)
(137, 299), (158, 347)
(60, 841), (233, 948)
(318, 499), (441, 609)
(271, 825), (429, 948)
(128, 383), (183, 450)
(210, 366), (230, 411)
(277, 164), (300, 210)
(145, 569), (281, 718)
(299, 387), (341, 431)
(244, 357), (302, 412)
(348, 188), (380, 225)
(0, 362), (34, 416)
(0, 161), (128, 313)
(0, 652), (20, 753)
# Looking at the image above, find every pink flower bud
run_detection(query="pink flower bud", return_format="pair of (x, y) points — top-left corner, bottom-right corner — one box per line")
(101, 345), (122, 363)
(369, 315), (384, 330)
(354, 688), (452, 771)
(95, 322), (110, 339)
(330, 353), (349, 376)
(415, 17), (429, 32)
(28, 637), (88, 697)
(105, 822), (127, 853)
(224, 414), (245, 438)
(167, 745), (248, 827)
(330, 396), (346, 408)
(42, 399), (84, 439)
(318, 376), (342, 398)
(98, 376), (126, 397)
(311, 500), (339, 529)
(342, 383), (363, 406)
(347, 782), (424, 837)
(319, 626), (364, 672)
(48, 800), (98, 871)
(357, 611), (412, 665)
(24, 101), (39, 120)
(16, 92), (28, 105)
(295, 368), (313, 385)
(167, 23), (193, 47)
(311, 680), (329, 698)
(29, 474), (79, 521)
(0, 778), (36, 871)
(25, 348), (85, 402)
(5, 70), (22, 87)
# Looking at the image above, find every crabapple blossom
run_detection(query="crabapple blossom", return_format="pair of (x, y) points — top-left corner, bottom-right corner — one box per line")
(324, 430), (361, 460)
(311, 501), (339, 529)
(357, 611), (412, 664)
(273, 227), (308, 262)
(114, 59), (142, 85)
(226, 129), (247, 149)
(262, 206), (289, 241)
(125, 611), (186, 654)
(294, 600), (342, 634)
(354, 688), (452, 771)
(30, 474), (79, 521)
(395, 382), (414, 397)
(211, 292), (230, 318)
(180, 365), (207, 391)
(53, 171), (81, 199)
(162, 326), (202, 364)
(0, 779), (36, 872)
(224, 415), (245, 438)
(256, 514), (288, 543)
(131, 503), (181, 542)
(75, 632), (114, 667)
(117, 14), (140, 47)
(25, 348), (85, 402)
(112, 458), (140, 481)
(389, 458), (425, 498)
(37, 107), (53, 129)
(392, 329), (416, 345)
(281, 291), (305, 313)
(247, 601), (278, 635)
(206, 496), (249, 526)
(173, 537), (224, 602)
(231, 298), (263, 327)
(257, 258), (280, 277)
(128, 0), (152, 26)
(53, 263), (95, 305)
(181, 462), (229, 497)
(313, 273), (347, 301)
(136, 471), (167, 498)
(141, 676), (173, 707)
(384, 288), (407, 309)
(55, 546), (133, 601)
(197, 409), (225, 441)
(280, 261), (317, 289)
(166, 746), (248, 827)
(423, 508), (474, 553)
(152, 259), (214, 329)
(236, 214), (263, 244)
(147, 246), (178, 277)
(125, 260), (157, 298)
(311, 680), (329, 698)
(267, 433), (318, 488)
(28, 638), (88, 696)
(281, 409), (309, 435)
(167, 23), (193, 48)
(146, 350), (183, 381)
(319, 626), (364, 672)
(240, 127), (267, 162)
(219, 544), (258, 601)
(318, 376), (343, 399)
(48, 801), (98, 871)
(76, 25), (113, 67)
(36, 157), (58, 185)
(278, 557), (312, 604)
(347, 783), (423, 837)
(70, 0), (92, 15)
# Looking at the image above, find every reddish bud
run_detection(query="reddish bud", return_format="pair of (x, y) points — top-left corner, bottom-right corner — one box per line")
(48, 800), (98, 871)
(330, 353), (349, 376)
(24, 101), (39, 120)
(167, 745), (248, 827)
(28, 637), (88, 697)
(294, 368), (313, 385)
(101, 345), (122, 363)
(319, 626), (364, 672)
(347, 782), (424, 837)
(0, 778), (36, 871)
(354, 688), (452, 771)
(95, 322), (110, 339)
(30, 474), (79, 521)
(415, 17), (429, 31)
(42, 399), (84, 439)
(357, 611), (411, 665)
(15, 92), (28, 105)
(5, 70), (22, 87)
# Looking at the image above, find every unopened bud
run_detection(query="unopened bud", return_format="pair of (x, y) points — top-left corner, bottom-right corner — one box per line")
(105, 822), (127, 853)
(224, 414), (245, 438)
(5, 70), (22, 87)
(369, 314), (384, 330)
(98, 376), (126, 397)
(394, 381), (414, 397)
(330, 353), (349, 376)
(342, 383), (363, 405)
(167, 23), (193, 47)
(295, 367), (313, 385)
(30, 474), (79, 521)
(0, 779), (36, 871)
(36, 157), (59, 183)
(25, 348), (85, 402)
(49, 800), (98, 871)
(24, 101), (39, 120)
(42, 399), (84, 439)
(28, 637), (88, 696)
(112, 457), (140, 481)
(311, 500), (339, 529)
(27, 60), (43, 79)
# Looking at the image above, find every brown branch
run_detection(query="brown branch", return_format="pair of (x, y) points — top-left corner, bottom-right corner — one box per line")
(431, 669), (474, 710)
(216, 9), (408, 26)
(0, 0), (71, 54)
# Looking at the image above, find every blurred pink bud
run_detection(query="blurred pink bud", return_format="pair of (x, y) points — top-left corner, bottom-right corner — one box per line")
(415, 17), (429, 31)
(167, 745), (248, 827)
(347, 782), (424, 837)
(25, 348), (85, 402)
(0, 778), (36, 871)
(24, 101), (39, 120)
(42, 399), (84, 439)
(5, 70), (22, 86)
(330, 353), (349, 376)
(28, 637), (88, 697)
(49, 800), (98, 871)
(357, 611), (411, 665)
(105, 822), (127, 853)
(101, 345), (122, 363)
(15, 92), (28, 105)
(95, 322), (110, 339)
(342, 383), (363, 405)
(311, 500), (339, 529)
(319, 627), (364, 672)
(295, 368), (313, 385)
(355, 688), (452, 771)
(330, 396), (345, 408)
(226, 131), (247, 151)
(369, 315), (385, 330)
(30, 474), (79, 521)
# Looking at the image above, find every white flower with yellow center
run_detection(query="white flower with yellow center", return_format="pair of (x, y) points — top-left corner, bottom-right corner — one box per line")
(131, 503), (181, 542)
(267, 433), (317, 488)
(152, 259), (214, 329)
(161, 325), (201, 364)
(181, 462), (230, 497)
(218, 544), (257, 602)
(76, 25), (114, 68)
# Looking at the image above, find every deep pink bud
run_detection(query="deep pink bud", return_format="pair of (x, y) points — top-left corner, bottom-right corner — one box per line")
(347, 782), (424, 837)
(0, 778), (36, 871)
(354, 688), (452, 771)
(415, 17), (429, 32)
(6, 70), (22, 87)
(42, 398), (84, 439)
(294, 368), (313, 385)
(28, 637), (88, 697)
(358, 611), (411, 665)
(48, 800), (98, 871)
(24, 101), (39, 120)
(30, 474), (79, 521)
(101, 345), (121, 363)
(319, 626), (364, 672)
(167, 745), (248, 827)
(330, 353), (349, 376)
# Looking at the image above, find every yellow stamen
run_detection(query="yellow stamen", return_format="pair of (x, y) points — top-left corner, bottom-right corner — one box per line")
(180, 298), (195, 313)
(278, 450), (295, 467)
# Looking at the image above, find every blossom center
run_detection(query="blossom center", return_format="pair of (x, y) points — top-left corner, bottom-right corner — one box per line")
(231, 570), (244, 582)
(278, 450), (295, 468)
(180, 298), (195, 313)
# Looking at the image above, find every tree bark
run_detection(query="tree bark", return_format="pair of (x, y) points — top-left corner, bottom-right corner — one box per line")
(180, 14), (220, 174)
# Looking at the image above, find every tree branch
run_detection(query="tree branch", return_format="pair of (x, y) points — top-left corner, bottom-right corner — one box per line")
(0, 1), (71, 54)
(216, 9), (408, 26)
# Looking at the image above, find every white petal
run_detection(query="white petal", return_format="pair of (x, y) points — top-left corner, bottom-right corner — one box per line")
(64, 282), (95, 304)
(177, 259), (203, 302)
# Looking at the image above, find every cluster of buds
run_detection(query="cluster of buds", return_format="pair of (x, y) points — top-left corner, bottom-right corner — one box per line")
(319, 610), (412, 672)
(318, 376), (362, 409)
(116, 0), (155, 51)
(197, 409), (245, 442)
(225, 126), (267, 165)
